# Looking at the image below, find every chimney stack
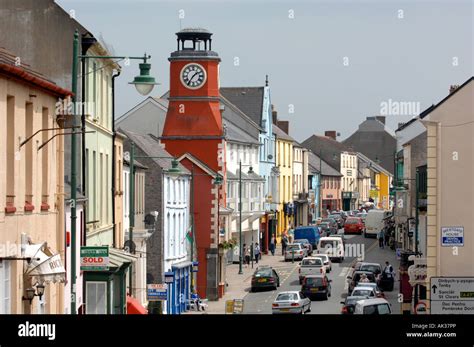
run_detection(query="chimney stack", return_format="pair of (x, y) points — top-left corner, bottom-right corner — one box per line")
(272, 108), (278, 125)
(325, 131), (337, 140)
(375, 116), (386, 125)
(449, 85), (460, 94)
(277, 120), (289, 135)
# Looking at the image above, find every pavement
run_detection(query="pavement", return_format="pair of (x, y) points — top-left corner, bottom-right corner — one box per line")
(185, 229), (401, 314)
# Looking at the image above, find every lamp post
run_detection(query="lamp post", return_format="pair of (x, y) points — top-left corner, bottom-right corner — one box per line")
(238, 160), (243, 275)
(248, 166), (255, 269)
(70, 30), (157, 314)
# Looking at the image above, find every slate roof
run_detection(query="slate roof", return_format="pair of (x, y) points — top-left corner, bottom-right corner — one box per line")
(119, 129), (189, 174)
(272, 124), (294, 142)
(307, 150), (343, 177)
(302, 135), (354, 171)
(224, 120), (260, 145)
(220, 87), (264, 126)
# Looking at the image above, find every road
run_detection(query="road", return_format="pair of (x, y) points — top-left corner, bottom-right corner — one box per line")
(243, 229), (400, 314)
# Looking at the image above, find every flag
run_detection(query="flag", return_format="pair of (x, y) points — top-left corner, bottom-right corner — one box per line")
(186, 226), (193, 243)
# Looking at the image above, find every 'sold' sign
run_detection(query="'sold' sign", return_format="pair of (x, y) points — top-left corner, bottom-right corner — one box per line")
(80, 246), (109, 271)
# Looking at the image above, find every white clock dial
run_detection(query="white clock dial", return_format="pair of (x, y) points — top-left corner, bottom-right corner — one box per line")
(180, 63), (207, 89)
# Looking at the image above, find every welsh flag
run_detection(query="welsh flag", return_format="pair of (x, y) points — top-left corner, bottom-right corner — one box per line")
(186, 226), (193, 243)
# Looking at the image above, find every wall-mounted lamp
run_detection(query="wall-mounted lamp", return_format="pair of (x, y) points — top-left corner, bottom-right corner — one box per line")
(22, 284), (45, 304)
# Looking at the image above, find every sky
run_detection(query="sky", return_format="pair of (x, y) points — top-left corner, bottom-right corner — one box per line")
(56, 0), (473, 142)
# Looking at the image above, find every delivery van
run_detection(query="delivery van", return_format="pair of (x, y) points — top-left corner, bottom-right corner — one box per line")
(364, 210), (392, 238)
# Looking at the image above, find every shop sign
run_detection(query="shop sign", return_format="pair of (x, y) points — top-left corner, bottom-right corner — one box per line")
(147, 284), (168, 301)
(441, 226), (464, 247)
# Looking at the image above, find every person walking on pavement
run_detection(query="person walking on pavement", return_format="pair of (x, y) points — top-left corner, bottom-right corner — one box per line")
(282, 233), (288, 256)
(378, 229), (385, 249)
(269, 235), (276, 256)
(384, 261), (394, 276)
(254, 243), (261, 264)
(244, 244), (250, 267)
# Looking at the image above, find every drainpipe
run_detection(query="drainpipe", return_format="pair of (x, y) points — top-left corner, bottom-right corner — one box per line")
(111, 70), (121, 248)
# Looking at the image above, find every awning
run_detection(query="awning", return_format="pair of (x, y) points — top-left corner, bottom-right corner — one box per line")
(108, 248), (139, 270)
(24, 243), (66, 285)
(126, 295), (148, 314)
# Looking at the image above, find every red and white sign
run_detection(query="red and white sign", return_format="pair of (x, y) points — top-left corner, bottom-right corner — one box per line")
(414, 301), (428, 314)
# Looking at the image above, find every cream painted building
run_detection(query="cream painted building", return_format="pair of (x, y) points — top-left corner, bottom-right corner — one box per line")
(422, 77), (473, 312)
(0, 48), (71, 313)
(292, 144), (309, 226)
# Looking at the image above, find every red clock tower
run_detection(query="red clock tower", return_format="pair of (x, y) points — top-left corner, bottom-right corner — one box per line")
(161, 28), (225, 300)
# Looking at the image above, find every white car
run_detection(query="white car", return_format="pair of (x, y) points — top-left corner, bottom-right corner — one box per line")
(298, 256), (326, 284)
(318, 236), (344, 262)
(272, 291), (311, 314)
(354, 298), (392, 315)
(351, 286), (377, 298)
(312, 253), (332, 273)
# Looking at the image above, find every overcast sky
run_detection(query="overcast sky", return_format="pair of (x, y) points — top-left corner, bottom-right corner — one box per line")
(57, 0), (473, 142)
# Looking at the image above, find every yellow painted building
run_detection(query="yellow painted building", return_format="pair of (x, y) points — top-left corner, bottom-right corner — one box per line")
(273, 125), (293, 241)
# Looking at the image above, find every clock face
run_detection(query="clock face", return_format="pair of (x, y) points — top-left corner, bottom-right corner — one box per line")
(180, 63), (207, 89)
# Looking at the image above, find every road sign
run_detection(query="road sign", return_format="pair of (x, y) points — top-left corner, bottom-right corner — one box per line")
(147, 284), (168, 301)
(441, 226), (464, 247)
(414, 301), (428, 314)
(80, 246), (109, 271)
(232, 299), (244, 314)
(430, 277), (474, 314)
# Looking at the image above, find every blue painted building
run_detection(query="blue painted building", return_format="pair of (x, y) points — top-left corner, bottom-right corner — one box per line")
(221, 78), (277, 253)
(307, 151), (323, 220)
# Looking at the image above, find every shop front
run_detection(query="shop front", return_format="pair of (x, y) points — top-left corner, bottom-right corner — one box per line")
(166, 262), (192, 314)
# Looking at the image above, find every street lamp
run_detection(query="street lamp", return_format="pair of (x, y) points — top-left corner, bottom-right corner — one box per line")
(129, 54), (159, 95)
(22, 284), (45, 304)
(70, 30), (158, 314)
(238, 161), (243, 275)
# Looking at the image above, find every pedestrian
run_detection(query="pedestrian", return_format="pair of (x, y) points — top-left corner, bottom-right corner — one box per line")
(244, 244), (250, 267)
(254, 243), (260, 264)
(378, 229), (385, 249)
(383, 261), (394, 275)
(269, 236), (276, 256)
(282, 233), (288, 255)
(384, 227), (390, 246)
(359, 273), (370, 283)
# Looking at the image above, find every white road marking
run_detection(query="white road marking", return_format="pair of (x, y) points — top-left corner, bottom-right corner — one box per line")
(339, 267), (350, 277)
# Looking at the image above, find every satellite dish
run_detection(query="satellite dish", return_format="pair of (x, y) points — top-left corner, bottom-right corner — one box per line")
(267, 154), (273, 160)
(144, 213), (157, 226)
(123, 151), (130, 162)
(124, 240), (136, 254)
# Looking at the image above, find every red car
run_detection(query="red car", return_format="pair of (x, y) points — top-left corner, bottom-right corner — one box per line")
(344, 217), (365, 234)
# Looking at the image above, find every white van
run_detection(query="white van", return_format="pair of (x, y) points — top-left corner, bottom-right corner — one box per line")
(318, 237), (344, 262)
(364, 210), (392, 238)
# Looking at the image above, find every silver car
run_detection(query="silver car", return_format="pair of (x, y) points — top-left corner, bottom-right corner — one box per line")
(284, 243), (307, 261)
(272, 291), (311, 314)
(312, 253), (332, 273)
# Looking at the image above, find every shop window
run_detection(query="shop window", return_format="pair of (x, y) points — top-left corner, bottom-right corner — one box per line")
(86, 281), (107, 314)
(41, 108), (50, 210)
(6, 96), (15, 211)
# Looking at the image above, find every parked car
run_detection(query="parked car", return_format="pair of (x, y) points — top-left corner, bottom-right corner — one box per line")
(353, 282), (385, 298)
(347, 270), (376, 293)
(364, 210), (392, 238)
(354, 298), (392, 315)
(250, 266), (280, 292)
(294, 226), (321, 249)
(318, 222), (331, 237)
(359, 262), (382, 277)
(284, 243), (307, 261)
(294, 239), (313, 255)
(313, 253), (332, 273)
(298, 256), (326, 284)
(344, 217), (365, 235)
(351, 286), (378, 298)
(340, 296), (369, 315)
(329, 214), (344, 228)
(346, 260), (364, 284)
(318, 236), (344, 262)
(321, 218), (338, 234)
(272, 291), (311, 314)
(301, 274), (332, 300)
(331, 233), (346, 246)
